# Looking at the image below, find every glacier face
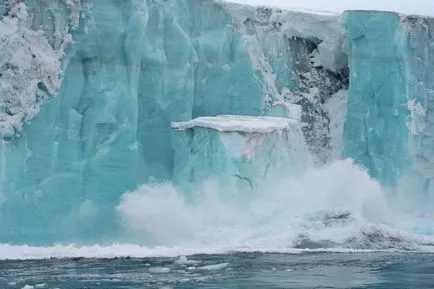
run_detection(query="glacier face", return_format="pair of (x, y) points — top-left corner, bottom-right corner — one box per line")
(3, 0), (434, 245)
(343, 11), (434, 201)
(0, 0), (348, 243)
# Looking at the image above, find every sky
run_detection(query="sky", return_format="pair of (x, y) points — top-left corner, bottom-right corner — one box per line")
(227, 0), (434, 16)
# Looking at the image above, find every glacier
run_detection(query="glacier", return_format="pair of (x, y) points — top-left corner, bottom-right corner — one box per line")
(0, 0), (434, 246)
(0, 0), (348, 244)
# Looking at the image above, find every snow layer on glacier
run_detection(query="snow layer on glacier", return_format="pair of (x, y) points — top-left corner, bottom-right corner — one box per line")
(226, 0), (434, 17)
(172, 115), (312, 190)
(172, 115), (296, 133)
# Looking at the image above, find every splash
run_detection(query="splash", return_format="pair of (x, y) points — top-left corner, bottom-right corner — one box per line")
(1, 159), (434, 260)
(115, 159), (434, 252)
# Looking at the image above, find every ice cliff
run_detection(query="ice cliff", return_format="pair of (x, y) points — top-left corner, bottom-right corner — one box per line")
(1, 0), (433, 245)
(343, 11), (434, 203)
(0, 0), (349, 243)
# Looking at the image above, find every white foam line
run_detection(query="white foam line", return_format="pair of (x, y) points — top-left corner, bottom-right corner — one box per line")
(0, 244), (427, 261)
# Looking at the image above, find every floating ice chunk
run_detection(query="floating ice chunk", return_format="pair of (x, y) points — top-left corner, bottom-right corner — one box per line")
(148, 267), (171, 274)
(197, 263), (229, 271)
(175, 256), (201, 265)
(176, 255), (188, 264)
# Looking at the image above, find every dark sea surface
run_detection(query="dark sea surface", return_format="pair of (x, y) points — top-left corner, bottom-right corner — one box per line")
(1, 252), (434, 289)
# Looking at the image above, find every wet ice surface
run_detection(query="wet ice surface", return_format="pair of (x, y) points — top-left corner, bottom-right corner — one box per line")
(1, 252), (434, 289)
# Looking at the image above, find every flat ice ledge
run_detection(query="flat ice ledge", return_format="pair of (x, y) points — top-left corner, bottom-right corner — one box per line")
(171, 115), (295, 134)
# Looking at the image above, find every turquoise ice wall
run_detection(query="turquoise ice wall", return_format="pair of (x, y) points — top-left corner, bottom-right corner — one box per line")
(344, 11), (434, 199)
(9, 0), (434, 244)
(343, 11), (410, 187)
(1, 0), (347, 244)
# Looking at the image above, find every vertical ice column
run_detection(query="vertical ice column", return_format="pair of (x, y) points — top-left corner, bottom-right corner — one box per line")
(344, 11), (434, 201)
(136, 1), (198, 182)
(171, 115), (312, 192)
(403, 16), (434, 195)
(0, 140), (4, 207)
(344, 11), (409, 188)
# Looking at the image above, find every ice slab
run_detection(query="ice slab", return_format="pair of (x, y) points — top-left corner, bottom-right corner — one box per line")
(172, 115), (312, 189)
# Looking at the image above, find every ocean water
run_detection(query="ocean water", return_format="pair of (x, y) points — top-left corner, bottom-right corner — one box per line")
(2, 252), (434, 289)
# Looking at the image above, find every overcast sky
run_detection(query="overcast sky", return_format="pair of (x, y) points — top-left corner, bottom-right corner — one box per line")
(228, 0), (434, 16)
